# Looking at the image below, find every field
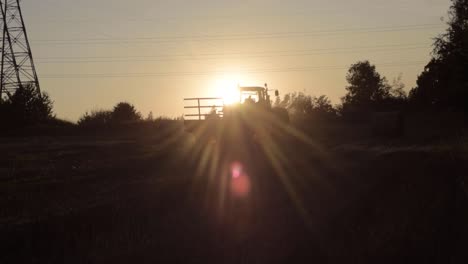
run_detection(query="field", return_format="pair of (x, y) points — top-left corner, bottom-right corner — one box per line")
(1, 123), (468, 263)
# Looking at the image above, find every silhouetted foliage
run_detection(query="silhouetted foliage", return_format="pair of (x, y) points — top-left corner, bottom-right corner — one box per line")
(410, 0), (468, 110)
(0, 84), (53, 127)
(390, 74), (408, 100)
(272, 107), (290, 124)
(111, 102), (142, 123)
(313, 95), (336, 116)
(78, 102), (143, 128)
(78, 109), (113, 127)
(341, 61), (390, 113)
(273, 95), (281, 108)
(341, 61), (408, 117)
(278, 92), (312, 115)
(146, 111), (154, 121)
(276, 92), (336, 121)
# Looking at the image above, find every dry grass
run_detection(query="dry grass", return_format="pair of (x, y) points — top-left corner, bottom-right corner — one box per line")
(1, 123), (467, 263)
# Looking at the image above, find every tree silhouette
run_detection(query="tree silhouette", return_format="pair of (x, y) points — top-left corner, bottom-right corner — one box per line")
(276, 92), (335, 120)
(0, 84), (53, 126)
(287, 92), (314, 116)
(390, 74), (407, 99)
(78, 102), (142, 127)
(146, 111), (154, 121)
(78, 110), (112, 127)
(111, 102), (142, 123)
(341, 61), (390, 113)
(312, 95), (336, 116)
(410, 0), (468, 110)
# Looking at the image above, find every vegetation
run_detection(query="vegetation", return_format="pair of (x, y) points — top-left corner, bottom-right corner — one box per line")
(2, 2), (468, 263)
(78, 109), (113, 127)
(1, 1), (466, 132)
(78, 102), (142, 127)
(342, 61), (391, 110)
(0, 84), (54, 127)
(111, 102), (142, 123)
(275, 92), (336, 121)
(339, 61), (409, 117)
(410, 0), (468, 111)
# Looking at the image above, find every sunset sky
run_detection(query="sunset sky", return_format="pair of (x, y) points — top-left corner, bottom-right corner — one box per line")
(24, 0), (450, 121)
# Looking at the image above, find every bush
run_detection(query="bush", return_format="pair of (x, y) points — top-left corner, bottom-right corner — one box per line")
(78, 102), (142, 128)
(0, 84), (54, 127)
(78, 109), (113, 127)
(275, 92), (337, 121)
(111, 102), (141, 123)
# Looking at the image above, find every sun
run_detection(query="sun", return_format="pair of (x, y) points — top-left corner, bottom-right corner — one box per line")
(212, 74), (242, 105)
(222, 85), (240, 105)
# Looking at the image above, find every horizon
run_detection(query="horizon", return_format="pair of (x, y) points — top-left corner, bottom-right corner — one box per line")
(24, 0), (450, 121)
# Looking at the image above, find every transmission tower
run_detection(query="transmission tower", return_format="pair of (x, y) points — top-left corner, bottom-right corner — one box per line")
(0, 0), (40, 99)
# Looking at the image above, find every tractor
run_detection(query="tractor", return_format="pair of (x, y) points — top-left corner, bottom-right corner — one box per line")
(183, 84), (289, 183)
(183, 84), (289, 140)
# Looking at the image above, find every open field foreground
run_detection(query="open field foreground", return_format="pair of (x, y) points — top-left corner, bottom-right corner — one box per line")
(1, 132), (468, 263)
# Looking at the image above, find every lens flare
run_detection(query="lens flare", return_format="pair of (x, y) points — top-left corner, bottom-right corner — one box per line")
(230, 162), (243, 179)
(230, 162), (251, 197)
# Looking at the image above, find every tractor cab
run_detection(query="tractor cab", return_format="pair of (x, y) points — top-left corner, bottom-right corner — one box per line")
(238, 84), (278, 108)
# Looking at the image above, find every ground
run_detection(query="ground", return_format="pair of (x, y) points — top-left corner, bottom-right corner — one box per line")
(1, 129), (467, 263)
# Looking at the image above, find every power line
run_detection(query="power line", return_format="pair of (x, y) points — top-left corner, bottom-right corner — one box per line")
(35, 23), (442, 41)
(35, 45), (428, 64)
(38, 6), (426, 25)
(31, 24), (443, 45)
(40, 61), (426, 79)
(35, 43), (429, 63)
(36, 43), (429, 60)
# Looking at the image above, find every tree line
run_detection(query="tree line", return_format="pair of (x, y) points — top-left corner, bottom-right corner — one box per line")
(1, 0), (466, 128)
(276, 0), (467, 121)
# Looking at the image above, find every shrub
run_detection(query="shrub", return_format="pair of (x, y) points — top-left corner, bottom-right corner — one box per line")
(111, 102), (142, 123)
(0, 84), (53, 127)
(78, 109), (112, 127)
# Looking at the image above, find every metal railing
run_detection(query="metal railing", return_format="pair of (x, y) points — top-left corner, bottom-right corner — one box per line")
(184, 97), (224, 120)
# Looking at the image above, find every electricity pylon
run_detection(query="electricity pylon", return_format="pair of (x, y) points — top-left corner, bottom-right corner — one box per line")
(0, 0), (40, 99)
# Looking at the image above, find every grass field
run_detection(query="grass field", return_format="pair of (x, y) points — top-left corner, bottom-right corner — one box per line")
(1, 125), (468, 263)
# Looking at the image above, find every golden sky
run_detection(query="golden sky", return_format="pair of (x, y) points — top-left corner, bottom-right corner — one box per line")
(25, 0), (450, 120)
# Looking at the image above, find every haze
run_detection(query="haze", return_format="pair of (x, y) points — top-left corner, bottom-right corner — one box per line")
(25, 0), (450, 121)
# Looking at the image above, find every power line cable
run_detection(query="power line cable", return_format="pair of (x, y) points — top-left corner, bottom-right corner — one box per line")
(31, 24), (444, 45)
(35, 43), (429, 61)
(35, 46), (428, 64)
(40, 61), (426, 79)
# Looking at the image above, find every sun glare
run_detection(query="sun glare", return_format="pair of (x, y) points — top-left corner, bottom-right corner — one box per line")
(212, 74), (242, 105)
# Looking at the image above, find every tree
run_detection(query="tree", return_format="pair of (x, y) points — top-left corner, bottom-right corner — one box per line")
(111, 102), (141, 123)
(390, 74), (407, 99)
(146, 111), (154, 121)
(312, 95), (336, 116)
(275, 93), (290, 109)
(78, 102), (142, 127)
(341, 61), (390, 113)
(0, 84), (53, 126)
(410, 0), (468, 110)
(274, 95), (281, 107)
(287, 92), (314, 115)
